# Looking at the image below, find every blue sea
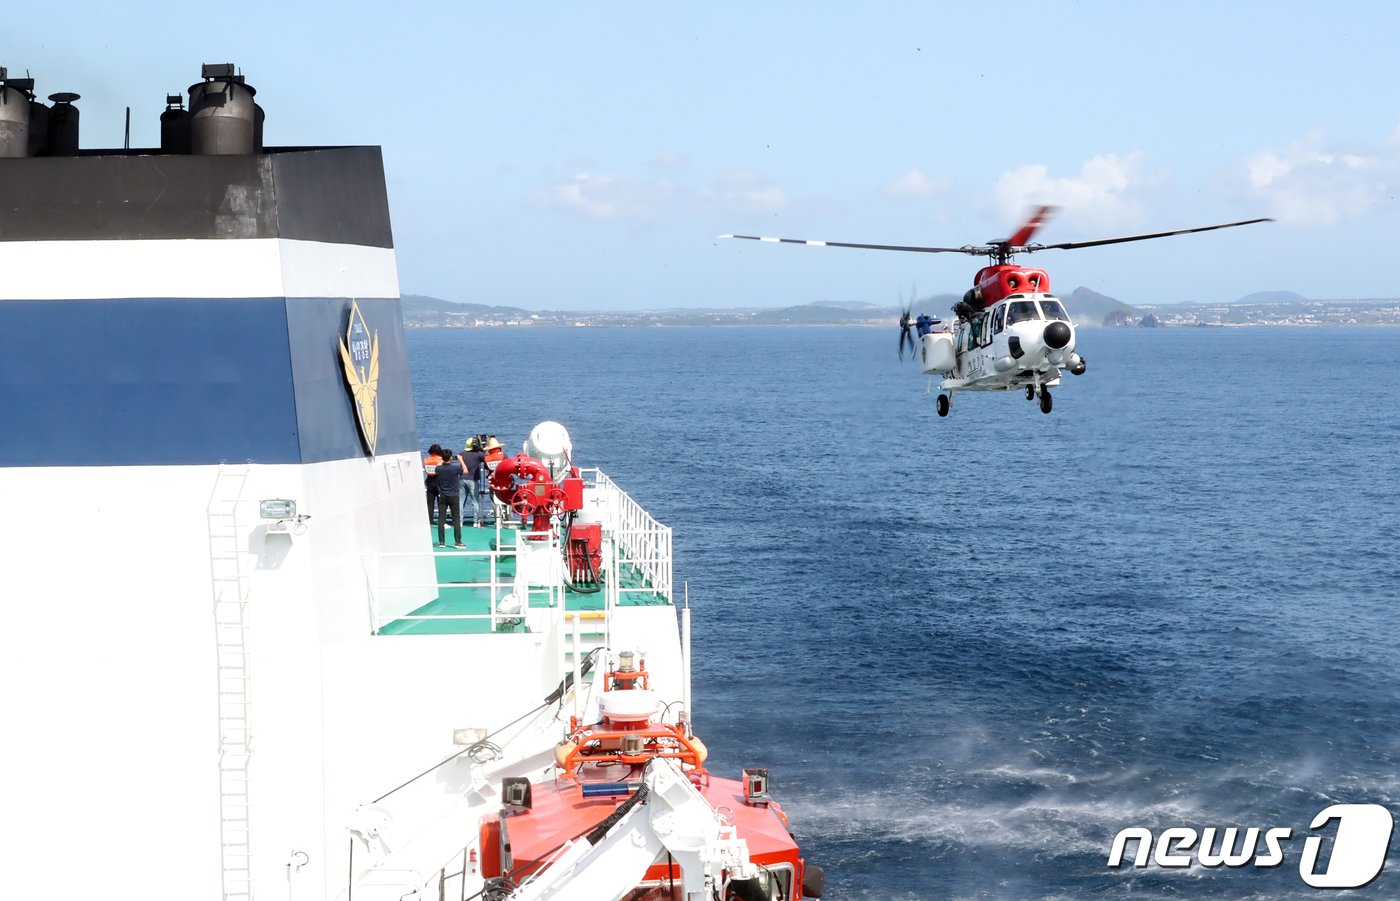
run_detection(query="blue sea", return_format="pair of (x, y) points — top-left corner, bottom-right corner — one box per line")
(409, 325), (1400, 899)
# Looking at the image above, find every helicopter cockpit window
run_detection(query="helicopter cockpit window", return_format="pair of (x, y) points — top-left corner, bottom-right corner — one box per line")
(1006, 301), (1041, 325)
(1039, 299), (1070, 321)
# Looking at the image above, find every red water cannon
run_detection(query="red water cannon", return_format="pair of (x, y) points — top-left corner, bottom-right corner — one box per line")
(490, 453), (585, 535)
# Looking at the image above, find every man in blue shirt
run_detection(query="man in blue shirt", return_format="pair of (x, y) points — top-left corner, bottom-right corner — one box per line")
(460, 439), (489, 527)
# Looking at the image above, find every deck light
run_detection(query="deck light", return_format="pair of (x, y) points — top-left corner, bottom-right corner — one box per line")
(742, 768), (770, 806)
(259, 499), (305, 521)
(502, 777), (532, 811)
(259, 499), (294, 519)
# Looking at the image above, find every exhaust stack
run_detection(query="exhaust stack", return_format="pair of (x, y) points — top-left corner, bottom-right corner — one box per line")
(46, 92), (80, 156)
(0, 68), (33, 158)
(188, 63), (262, 155)
(160, 93), (190, 154)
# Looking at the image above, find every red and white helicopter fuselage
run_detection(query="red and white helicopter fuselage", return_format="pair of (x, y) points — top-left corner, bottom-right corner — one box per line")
(919, 264), (1086, 414)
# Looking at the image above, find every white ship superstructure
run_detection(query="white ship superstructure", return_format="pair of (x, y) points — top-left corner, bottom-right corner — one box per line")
(0, 63), (817, 901)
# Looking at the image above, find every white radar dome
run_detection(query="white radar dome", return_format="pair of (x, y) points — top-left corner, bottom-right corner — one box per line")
(524, 421), (573, 478)
(598, 689), (660, 724)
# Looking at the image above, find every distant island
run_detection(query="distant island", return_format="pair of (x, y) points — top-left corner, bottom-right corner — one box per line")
(400, 291), (1400, 329)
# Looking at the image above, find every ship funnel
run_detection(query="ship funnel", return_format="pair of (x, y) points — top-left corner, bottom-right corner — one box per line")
(160, 93), (190, 154)
(27, 96), (49, 156)
(0, 68), (35, 158)
(188, 63), (260, 155)
(46, 92), (80, 156)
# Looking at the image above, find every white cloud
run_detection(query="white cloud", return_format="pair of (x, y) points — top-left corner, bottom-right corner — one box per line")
(884, 169), (950, 198)
(695, 170), (787, 213)
(648, 150), (688, 168)
(530, 172), (675, 222)
(531, 166), (786, 222)
(1243, 132), (1389, 225)
(994, 152), (1151, 227)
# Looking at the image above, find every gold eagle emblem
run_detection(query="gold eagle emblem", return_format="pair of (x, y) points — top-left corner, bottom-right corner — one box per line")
(339, 300), (380, 456)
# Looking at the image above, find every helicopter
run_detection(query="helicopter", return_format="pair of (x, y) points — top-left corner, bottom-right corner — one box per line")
(722, 207), (1271, 416)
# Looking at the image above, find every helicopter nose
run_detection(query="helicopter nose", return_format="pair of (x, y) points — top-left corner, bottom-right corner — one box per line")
(1044, 321), (1072, 349)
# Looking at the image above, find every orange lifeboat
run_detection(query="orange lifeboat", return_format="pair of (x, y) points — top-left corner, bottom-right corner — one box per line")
(476, 652), (825, 898)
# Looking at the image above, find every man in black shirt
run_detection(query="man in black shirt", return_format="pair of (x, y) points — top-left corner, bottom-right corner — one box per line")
(435, 450), (465, 548)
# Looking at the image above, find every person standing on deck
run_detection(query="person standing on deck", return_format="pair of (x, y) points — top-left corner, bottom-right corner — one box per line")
(483, 436), (505, 525)
(460, 438), (488, 528)
(423, 444), (444, 524)
(435, 448), (465, 549)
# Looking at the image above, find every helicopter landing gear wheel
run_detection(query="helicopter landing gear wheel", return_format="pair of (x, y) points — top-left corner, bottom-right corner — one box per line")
(1039, 389), (1053, 414)
(936, 394), (950, 417)
(1025, 385), (1035, 401)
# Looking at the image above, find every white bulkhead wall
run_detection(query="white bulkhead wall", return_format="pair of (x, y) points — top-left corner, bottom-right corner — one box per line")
(0, 233), (484, 899)
(0, 451), (421, 896)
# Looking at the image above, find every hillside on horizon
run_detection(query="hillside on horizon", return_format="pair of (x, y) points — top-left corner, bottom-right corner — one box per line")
(400, 290), (1400, 328)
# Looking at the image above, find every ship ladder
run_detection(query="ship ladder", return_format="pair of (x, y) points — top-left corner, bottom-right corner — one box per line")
(207, 463), (254, 901)
(563, 609), (610, 670)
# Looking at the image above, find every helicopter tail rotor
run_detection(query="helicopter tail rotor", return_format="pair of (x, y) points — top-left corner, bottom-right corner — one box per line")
(897, 284), (917, 361)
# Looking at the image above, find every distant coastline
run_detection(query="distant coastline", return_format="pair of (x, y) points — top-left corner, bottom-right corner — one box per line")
(401, 292), (1400, 329)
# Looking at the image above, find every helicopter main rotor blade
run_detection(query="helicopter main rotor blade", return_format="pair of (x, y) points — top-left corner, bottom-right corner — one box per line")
(720, 234), (979, 255)
(1004, 205), (1057, 247)
(1024, 217), (1273, 253)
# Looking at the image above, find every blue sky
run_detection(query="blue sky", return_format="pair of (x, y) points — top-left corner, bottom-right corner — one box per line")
(7, 2), (1398, 309)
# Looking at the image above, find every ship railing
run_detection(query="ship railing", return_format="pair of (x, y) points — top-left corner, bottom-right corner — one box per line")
(362, 547), (511, 634)
(581, 468), (673, 604)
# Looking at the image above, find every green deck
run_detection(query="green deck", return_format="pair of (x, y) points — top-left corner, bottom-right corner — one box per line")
(378, 522), (669, 635)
